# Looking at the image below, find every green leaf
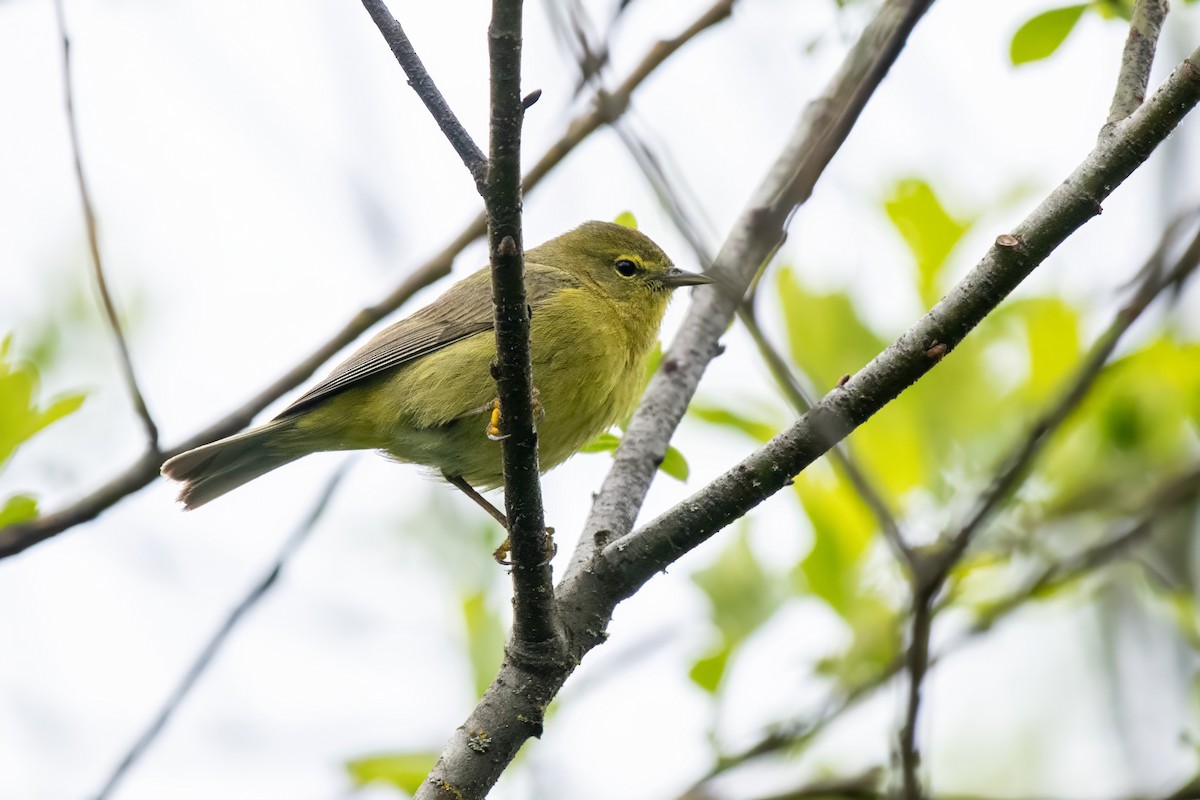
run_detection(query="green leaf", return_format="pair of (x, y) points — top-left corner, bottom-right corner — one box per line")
(462, 592), (504, 699)
(581, 431), (689, 481)
(347, 752), (438, 793)
(691, 524), (780, 690)
(580, 432), (621, 454)
(776, 267), (886, 390)
(613, 211), (638, 229)
(688, 645), (731, 694)
(883, 179), (973, 307)
(0, 336), (86, 469)
(1014, 298), (1082, 403)
(814, 595), (902, 689)
(659, 445), (689, 482)
(793, 466), (876, 617)
(689, 404), (779, 443)
(0, 494), (38, 528)
(1010, 5), (1088, 65)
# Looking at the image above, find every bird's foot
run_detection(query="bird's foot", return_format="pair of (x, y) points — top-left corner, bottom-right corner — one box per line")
(492, 527), (557, 566)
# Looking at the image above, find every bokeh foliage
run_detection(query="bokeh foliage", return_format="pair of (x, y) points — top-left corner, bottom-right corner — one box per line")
(0, 335), (85, 528)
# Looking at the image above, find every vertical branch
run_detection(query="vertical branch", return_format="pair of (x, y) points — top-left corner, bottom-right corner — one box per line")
(55, 0), (159, 453)
(484, 0), (560, 650)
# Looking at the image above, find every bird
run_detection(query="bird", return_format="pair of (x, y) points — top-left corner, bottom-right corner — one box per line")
(161, 220), (712, 542)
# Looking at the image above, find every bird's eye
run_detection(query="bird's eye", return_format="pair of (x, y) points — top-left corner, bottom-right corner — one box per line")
(615, 259), (638, 277)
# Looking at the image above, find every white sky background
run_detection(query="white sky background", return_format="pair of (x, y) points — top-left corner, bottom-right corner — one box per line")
(1, 0), (1199, 799)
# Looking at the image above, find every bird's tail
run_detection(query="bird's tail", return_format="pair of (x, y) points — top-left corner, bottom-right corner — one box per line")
(161, 419), (303, 509)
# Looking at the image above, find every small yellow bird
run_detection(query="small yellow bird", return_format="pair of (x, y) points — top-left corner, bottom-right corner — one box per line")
(162, 221), (712, 523)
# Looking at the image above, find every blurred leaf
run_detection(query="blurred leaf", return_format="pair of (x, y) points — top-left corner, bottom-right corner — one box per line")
(347, 752), (438, 793)
(1043, 338), (1200, 507)
(777, 267), (886, 390)
(793, 467), (876, 616)
(1010, 5), (1088, 65)
(1089, 0), (1132, 18)
(0, 334), (86, 471)
(690, 404), (779, 444)
(1014, 298), (1082, 403)
(884, 179), (973, 307)
(0, 495), (37, 528)
(580, 431), (689, 481)
(462, 592), (504, 699)
(580, 432), (621, 454)
(814, 595), (902, 689)
(690, 525), (781, 691)
(614, 211), (638, 229)
(688, 645), (731, 694)
(660, 446), (689, 481)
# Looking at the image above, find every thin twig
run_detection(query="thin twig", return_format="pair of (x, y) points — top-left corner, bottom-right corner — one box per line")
(92, 462), (351, 800)
(359, 0), (489, 191)
(1107, 0), (1170, 125)
(0, 1), (728, 560)
(938, 208), (1200, 583)
(900, 210), (1200, 798)
(957, 461), (1200, 637)
(54, 0), (159, 453)
(685, 463), (1200, 797)
(738, 296), (914, 569)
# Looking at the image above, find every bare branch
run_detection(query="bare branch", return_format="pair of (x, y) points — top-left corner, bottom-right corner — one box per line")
(54, 0), (159, 453)
(479, 0), (561, 652)
(597, 44), (1200, 599)
(567, 0), (938, 576)
(939, 207), (1200, 583)
(0, 3), (726, 560)
(92, 463), (350, 800)
(690, 463), (1200, 797)
(1107, 0), (1170, 125)
(359, 0), (489, 191)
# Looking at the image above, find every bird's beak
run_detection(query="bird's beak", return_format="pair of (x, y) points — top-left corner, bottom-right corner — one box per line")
(659, 266), (716, 288)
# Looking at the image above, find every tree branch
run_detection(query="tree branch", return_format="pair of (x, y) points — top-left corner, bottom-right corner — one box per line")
(414, 3), (938, 797)
(359, 0), (489, 191)
(54, 0), (159, 453)
(598, 44), (1200, 595)
(481, 0), (561, 652)
(938, 206), (1200, 582)
(567, 0), (938, 576)
(1107, 0), (1169, 125)
(91, 463), (350, 800)
(0, 2), (730, 560)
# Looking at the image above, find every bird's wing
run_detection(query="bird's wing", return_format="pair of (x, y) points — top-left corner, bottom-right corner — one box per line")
(276, 262), (576, 418)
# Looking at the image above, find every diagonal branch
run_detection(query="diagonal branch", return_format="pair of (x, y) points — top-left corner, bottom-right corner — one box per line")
(938, 207), (1200, 582)
(359, 0), (489, 191)
(92, 463), (350, 800)
(567, 0), (938, 576)
(596, 43), (1200, 598)
(0, 2), (731, 561)
(55, 0), (159, 453)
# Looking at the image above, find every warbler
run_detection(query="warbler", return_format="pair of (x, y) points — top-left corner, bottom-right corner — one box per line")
(161, 221), (712, 521)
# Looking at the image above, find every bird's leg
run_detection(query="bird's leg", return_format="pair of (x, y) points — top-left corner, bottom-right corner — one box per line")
(442, 472), (556, 565)
(484, 387), (544, 441)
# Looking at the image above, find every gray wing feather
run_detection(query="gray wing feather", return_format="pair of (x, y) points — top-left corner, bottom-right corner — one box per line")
(276, 262), (576, 417)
